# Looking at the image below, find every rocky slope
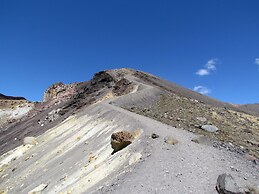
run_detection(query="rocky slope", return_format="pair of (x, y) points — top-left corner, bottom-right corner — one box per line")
(0, 94), (33, 129)
(0, 68), (258, 194)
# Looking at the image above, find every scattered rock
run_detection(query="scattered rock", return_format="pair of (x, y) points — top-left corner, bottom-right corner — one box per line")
(247, 140), (259, 147)
(151, 133), (159, 139)
(164, 136), (179, 145)
(28, 183), (48, 194)
(111, 131), (134, 154)
(23, 137), (37, 146)
(129, 153), (142, 165)
(216, 173), (242, 194)
(201, 124), (219, 133)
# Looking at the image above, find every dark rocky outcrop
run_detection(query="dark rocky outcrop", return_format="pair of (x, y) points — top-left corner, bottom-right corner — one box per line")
(0, 93), (26, 100)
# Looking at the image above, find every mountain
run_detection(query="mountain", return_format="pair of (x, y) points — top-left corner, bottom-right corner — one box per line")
(238, 103), (259, 117)
(0, 93), (26, 100)
(0, 68), (258, 194)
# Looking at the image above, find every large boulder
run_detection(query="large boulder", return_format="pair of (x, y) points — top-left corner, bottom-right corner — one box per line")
(216, 173), (242, 194)
(111, 131), (134, 154)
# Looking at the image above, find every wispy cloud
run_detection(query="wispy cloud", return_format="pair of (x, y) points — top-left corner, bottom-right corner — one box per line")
(193, 86), (211, 95)
(196, 58), (217, 76)
(255, 58), (259, 66)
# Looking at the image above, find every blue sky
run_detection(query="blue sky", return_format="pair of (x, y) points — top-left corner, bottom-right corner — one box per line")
(0, 0), (258, 104)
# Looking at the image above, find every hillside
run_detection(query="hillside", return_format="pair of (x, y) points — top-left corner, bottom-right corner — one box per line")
(0, 68), (258, 194)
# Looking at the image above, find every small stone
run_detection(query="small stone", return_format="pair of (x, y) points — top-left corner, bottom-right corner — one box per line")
(201, 125), (219, 132)
(151, 133), (159, 139)
(24, 156), (30, 161)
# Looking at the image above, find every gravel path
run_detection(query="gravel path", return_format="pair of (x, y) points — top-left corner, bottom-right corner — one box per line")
(95, 102), (259, 194)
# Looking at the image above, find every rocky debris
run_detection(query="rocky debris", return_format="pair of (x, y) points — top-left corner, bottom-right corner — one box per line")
(37, 108), (61, 126)
(28, 183), (48, 194)
(23, 137), (37, 146)
(112, 78), (133, 96)
(129, 153), (142, 165)
(151, 133), (159, 139)
(129, 94), (259, 158)
(201, 124), (219, 132)
(213, 141), (249, 156)
(111, 131), (134, 154)
(247, 140), (259, 147)
(164, 136), (179, 145)
(216, 173), (242, 194)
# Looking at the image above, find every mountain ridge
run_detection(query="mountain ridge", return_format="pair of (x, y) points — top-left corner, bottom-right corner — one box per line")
(0, 68), (258, 194)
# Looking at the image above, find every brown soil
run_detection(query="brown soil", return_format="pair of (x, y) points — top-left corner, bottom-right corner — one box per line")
(129, 94), (259, 158)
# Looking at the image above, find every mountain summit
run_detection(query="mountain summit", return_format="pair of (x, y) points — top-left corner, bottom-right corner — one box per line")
(0, 68), (258, 194)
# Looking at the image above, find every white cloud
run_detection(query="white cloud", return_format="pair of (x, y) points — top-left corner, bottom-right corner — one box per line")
(193, 86), (211, 95)
(206, 59), (217, 70)
(255, 58), (259, 66)
(196, 69), (209, 76)
(196, 58), (217, 76)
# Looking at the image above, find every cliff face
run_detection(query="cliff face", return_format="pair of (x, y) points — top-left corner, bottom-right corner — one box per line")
(43, 82), (78, 102)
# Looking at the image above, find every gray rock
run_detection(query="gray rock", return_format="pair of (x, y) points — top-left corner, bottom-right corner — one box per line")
(201, 124), (219, 132)
(196, 117), (207, 122)
(216, 173), (243, 194)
